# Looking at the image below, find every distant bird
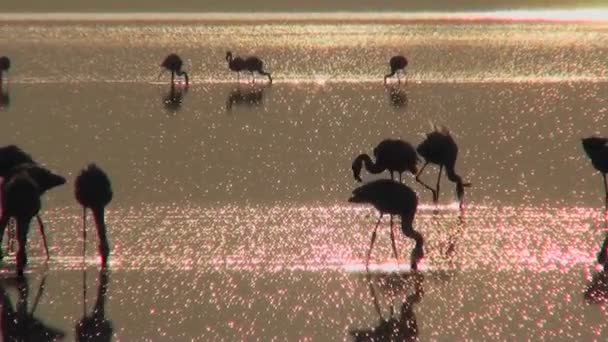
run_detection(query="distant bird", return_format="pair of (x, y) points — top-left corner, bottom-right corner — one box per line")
(582, 136), (608, 207)
(0, 163), (65, 262)
(160, 54), (189, 86)
(352, 139), (419, 183)
(226, 51), (272, 84)
(384, 55), (408, 84)
(0, 56), (10, 83)
(416, 127), (471, 208)
(349, 179), (424, 270)
(75, 164), (113, 266)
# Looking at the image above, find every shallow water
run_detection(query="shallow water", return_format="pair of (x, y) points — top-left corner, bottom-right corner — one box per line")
(1, 19), (608, 340)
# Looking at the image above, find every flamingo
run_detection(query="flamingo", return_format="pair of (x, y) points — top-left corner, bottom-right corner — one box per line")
(349, 179), (424, 271)
(352, 139), (419, 183)
(0, 163), (65, 262)
(384, 55), (408, 84)
(160, 54), (189, 86)
(75, 164), (113, 266)
(582, 136), (608, 208)
(416, 126), (471, 208)
(226, 51), (272, 83)
(0, 56), (10, 83)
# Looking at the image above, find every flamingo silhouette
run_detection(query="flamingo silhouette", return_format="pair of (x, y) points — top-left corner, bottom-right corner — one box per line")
(226, 51), (272, 84)
(582, 136), (608, 208)
(349, 179), (424, 271)
(75, 164), (113, 266)
(416, 126), (471, 208)
(0, 146), (65, 260)
(160, 54), (189, 86)
(0, 56), (10, 83)
(352, 139), (419, 183)
(384, 55), (408, 84)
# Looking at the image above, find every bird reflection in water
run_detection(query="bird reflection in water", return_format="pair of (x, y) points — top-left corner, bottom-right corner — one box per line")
(585, 209), (608, 304)
(76, 268), (112, 341)
(163, 83), (188, 114)
(385, 84), (408, 109)
(0, 274), (65, 341)
(0, 82), (8, 111)
(350, 273), (423, 341)
(226, 84), (267, 112)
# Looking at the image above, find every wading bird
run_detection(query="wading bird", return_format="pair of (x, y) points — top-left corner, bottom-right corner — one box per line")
(352, 139), (419, 183)
(582, 136), (608, 208)
(0, 56), (10, 83)
(160, 54), (189, 86)
(75, 164), (113, 266)
(384, 55), (408, 84)
(349, 179), (424, 271)
(416, 127), (470, 208)
(226, 51), (272, 83)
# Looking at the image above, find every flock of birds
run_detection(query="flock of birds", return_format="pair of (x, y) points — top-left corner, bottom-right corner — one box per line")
(0, 145), (112, 277)
(1, 51), (608, 277)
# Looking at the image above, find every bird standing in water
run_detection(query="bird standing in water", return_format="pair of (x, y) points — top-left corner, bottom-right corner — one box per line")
(160, 54), (189, 86)
(349, 179), (424, 271)
(416, 126), (471, 208)
(352, 139), (419, 183)
(0, 56), (10, 83)
(75, 164), (113, 266)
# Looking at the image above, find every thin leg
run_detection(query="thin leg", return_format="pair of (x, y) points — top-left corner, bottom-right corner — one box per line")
(603, 173), (607, 210)
(36, 215), (50, 260)
(390, 171), (395, 181)
(16, 218), (30, 277)
(366, 214), (383, 270)
(435, 165), (443, 204)
(0, 214), (9, 259)
(171, 71), (175, 84)
(83, 207), (87, 263)
(415, 162), (437, 200)
(399, 173), (402, 183)
(389, 215), (399, 265)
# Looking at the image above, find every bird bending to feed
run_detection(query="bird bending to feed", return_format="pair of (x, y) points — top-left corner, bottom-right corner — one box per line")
(384, 55), (408, 84)
(75, 164), (113, 266)
(0, 146), (65, 260)
(349, 179), (424, 271)
(416, 126), (471, 208)
(0, 56), (10, 83)
(160, 53), (189, 86)
(582, 136), (608, 208)
(226, 51), (272, 84)
(352, 139), (418, 183)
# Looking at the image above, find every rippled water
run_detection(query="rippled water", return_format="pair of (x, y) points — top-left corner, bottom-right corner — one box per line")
(1, 19), (608, 340)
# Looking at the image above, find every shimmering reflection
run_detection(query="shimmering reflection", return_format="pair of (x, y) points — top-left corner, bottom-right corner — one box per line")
(162, 83), (188, 114)
(76, 268), (112, 341)
(385, 84), (408, 110)
(0, 82), (9, 111)
(225, 84), (267, 112)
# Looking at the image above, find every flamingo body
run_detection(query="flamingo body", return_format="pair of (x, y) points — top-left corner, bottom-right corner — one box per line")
(160, 53), (189, 86)
(384, 55), (408, 83)
(352, 139), (418, 182)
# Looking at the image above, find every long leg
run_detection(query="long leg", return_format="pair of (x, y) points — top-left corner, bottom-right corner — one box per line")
(171, 71), (175, 85)
(389, 215), (399, 265)
(603, 173), (607, 210)
(36, 215), (50, 260)
(435, 165), (443, 204)
(82, 207), (87, 263)
(366, 214), (383, 270)
(16, 218), (30, 277)
(415, 162), (437, 200)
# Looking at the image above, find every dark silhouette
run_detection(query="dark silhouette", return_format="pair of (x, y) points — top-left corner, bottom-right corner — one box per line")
(416, 126), (471, 208)
(75, 164), (113, 266)
(582, 136), (608, 209)
(350, 273), (423, 341)
(352, 139), (419, 183)
(163, 83), (188, 113)
(76, 268), (113, 341)
(386, 84), (408, 109)
(226, 84), (266, 111)
(349, 179), (424, 271)
(0, 161), (66, 261)
(0, 81), (9, 111)
(1, 275), (65, 340)
(0, 56), (10, 84)
(160, 54), (189, 86)
(384, 55), (408, 84)
(226, 51), (272, 84)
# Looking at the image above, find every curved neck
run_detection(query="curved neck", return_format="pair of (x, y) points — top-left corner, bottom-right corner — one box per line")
(401, 214), (423, 248)
(357, 154), (385, 174)
(445, 165), (462, 185)
(226, 54), (232, 63)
